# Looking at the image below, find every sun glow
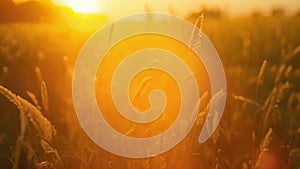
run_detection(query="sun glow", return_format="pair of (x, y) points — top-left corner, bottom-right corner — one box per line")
(67, 0), (100, 14)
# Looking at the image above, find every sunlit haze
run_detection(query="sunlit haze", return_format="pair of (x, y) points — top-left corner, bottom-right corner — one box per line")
(67, 0), (99, 13)
(49, 0), (300, 18)
(11, 0), (300, 18)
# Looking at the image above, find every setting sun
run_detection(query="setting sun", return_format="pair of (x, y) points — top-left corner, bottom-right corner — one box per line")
(64, 0), (100, 13)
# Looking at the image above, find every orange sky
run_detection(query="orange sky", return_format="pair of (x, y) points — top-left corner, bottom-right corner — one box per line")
(13, 0), (300, 18)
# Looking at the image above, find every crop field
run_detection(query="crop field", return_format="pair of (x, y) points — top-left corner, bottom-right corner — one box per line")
(0, 10), (300, 169)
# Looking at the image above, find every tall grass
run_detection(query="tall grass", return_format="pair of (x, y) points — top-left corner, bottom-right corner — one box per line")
(0, 82), (59, 169)
(0, 13), (300, 169)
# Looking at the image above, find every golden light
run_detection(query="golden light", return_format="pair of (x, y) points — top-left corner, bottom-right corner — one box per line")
(67, 0), (100, 14)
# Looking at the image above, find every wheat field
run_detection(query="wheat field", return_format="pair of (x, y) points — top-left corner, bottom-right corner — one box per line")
(0, 11), (300, 169)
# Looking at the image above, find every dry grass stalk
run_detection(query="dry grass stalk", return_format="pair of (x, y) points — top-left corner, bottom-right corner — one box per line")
(260, 128), (275, 152)
(41, 80), (49, 111)
(22, 141), (37, 163)
(277, 81), (291, 100)
(233, 94), (261, 108)
(284, 65), (292, 78)
(0, 85), (26, 169)
(36, 161), (55, 169)
(284, 45), (300, 61)
(40, 139), (61, 163)
(35, 66), (44, 82)
(256, 60), (268, 97)
(196, 91), (209, 125)
(131, 75), (152, 104)
(19, 95), (56, 142)
(261, 87), (278, 134)
(26, 90), (40, 109)
(211, 128), (220, 144)
(255, 128), (275, 168)
(0, 85), (56, 168)
(188, 13), (204, 55)
(275, 64), (286, 84)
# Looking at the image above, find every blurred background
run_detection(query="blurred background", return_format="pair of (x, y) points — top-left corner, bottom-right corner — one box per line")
(0, 0), (300, 169)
